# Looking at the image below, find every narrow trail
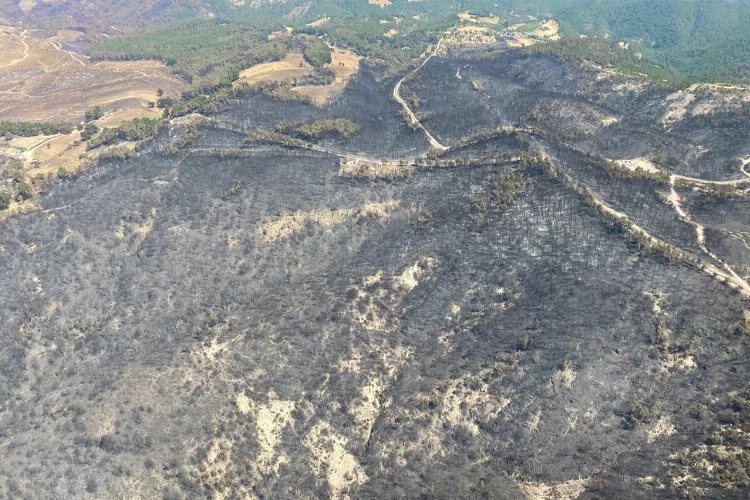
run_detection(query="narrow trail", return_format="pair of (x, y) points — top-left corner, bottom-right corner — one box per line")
(666, 173), (750, 295)
(51, 40), (88, 67)
(206, 118), (417, 167)
(536, 141), (750, 297)
(22, 135), (62, 163)
(675, 173), (750, 187)
(197, 68), (750, 299)
(392, 38), (448, 152)
(0, 35), (30, 69)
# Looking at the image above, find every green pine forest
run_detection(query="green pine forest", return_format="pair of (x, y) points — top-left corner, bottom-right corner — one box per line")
(89, 0), (750, 95)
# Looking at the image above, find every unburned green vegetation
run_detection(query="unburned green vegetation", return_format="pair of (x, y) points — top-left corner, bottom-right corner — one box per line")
(1, 121), (74, 139)
(295, 119), (359, 139)
(92, 21), (289, 92)
(86, 118), (161, 150)
(523, 38), (685, 88)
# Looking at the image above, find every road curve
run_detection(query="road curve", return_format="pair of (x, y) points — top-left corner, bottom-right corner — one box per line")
(392, 39), (449, 152)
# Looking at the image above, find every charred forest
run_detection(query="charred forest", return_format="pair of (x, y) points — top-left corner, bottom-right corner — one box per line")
(1, 46), (750, 500)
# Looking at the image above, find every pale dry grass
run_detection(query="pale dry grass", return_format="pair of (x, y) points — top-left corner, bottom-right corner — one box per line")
(551, 363), (577, 389)
(368, 0), (392, 7)
(256, 200), (400, 243)
(518, 478), (589, 500)
(96, 105), (163, 127)
(0, 27), (184, 122)
(646, 416), (676, 443)
(294, 47), (363, 106)
(351, 376), (386, 442)
(393, 257), (438, 292)
(234, 392), (296, 475)
(235, 47), (362, 106)
(234, 52), (312, 87)
(529, 20), (560, 40)
(304, 422), (368, 500)
(0, 199), (41, 221)
(506, 35), (535, 48)
(612, 157), (661, 174)
(393, 361), (511, 464)
(307, 17), (330, 27)
(458, 12), (501, 24)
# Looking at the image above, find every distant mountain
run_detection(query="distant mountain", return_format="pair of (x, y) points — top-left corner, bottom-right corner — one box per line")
(0, 0), (206, 32)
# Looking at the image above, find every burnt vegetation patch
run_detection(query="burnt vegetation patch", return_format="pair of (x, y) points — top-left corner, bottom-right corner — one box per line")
(1, 47), (750, 500)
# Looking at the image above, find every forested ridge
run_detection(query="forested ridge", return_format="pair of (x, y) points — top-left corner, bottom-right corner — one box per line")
(82, 0), (750, 90)
(91, 22), (288, 92)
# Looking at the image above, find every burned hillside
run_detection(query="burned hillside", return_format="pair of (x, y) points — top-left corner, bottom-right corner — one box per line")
(1, 50), (749, 499)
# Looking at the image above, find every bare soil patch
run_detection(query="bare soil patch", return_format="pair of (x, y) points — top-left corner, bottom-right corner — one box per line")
(458, 12), (500, 25)
(234, 53), (313, 87)
(445, 25), (500, 48)
(529, 20), (560, 40)
(292, 48), (363, 106)
(307, 17), (330, 27)
(234, 48), (362, 106)
(0, 27), (184, 122)
(368, 0), (392, 7)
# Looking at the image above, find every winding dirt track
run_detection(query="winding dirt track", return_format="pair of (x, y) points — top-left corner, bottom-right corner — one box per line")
(539, 140), (750, 297)
(209, 45), (750, 298)
(392, 38), (448, 151)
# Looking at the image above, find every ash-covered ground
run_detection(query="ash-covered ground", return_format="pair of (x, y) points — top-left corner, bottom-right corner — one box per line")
(1, 51), (749, 499)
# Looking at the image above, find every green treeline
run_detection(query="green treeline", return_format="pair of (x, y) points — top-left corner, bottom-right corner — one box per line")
(294, 119), (360, 139)
(553, 0), (750, 83)
(302, 38), (332, 68)
(524, 38), (685, 87)
(1, 121), (74, 138)
(86, 118), (160, 150)
(298, 16), (450, 76)
(92, 21), (289, 92)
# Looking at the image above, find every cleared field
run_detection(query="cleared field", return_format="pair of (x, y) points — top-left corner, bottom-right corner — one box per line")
(458, 12), (501, 24)
(0, 26), (185, 123)
(235, 48), (363, 106)
(444, 25), (500, 48)
(234, 53), (313, 87)
(295, 48), (362, 105)
(528, 19), (560, 40)
(368, 0), (392, 7)
(0, 26), (177, 184)
(307, 17), (330, 27)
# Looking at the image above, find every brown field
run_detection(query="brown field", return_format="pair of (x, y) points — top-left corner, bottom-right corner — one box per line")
(529, 19), (560, 40)
(0, 26), (182, 185)
(445, 25), (500, 48)
(236, 48), (362, 106)
(307, 17), (330, 27)
(458, 12), (500, 25)
(294, 48), (362, 106)
(0, 26), (185, 122)
(234, 53), (313, 87)
(384, 29), (399, 38)
(506, 35), (535, 48)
